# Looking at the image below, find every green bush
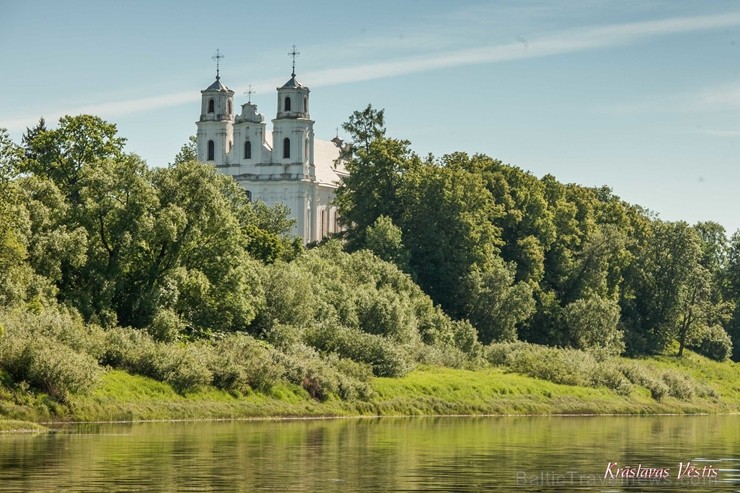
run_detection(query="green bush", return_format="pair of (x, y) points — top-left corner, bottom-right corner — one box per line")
(0, 307), (103, 400)
(277, 344), (347, 401)
(563, 295), (624, 355)
(689, 325), (733, 362)
(0, 334), (100, 401)
(661, 371), (695, 400)
(251, 261), (317, 334)
(102, 327), (211, 393)
(208, 334), (284, 393)
(354, 286), (417, 342)
(0, 306), (105, 360)
(590, 362), (632, 396)
(154, 343), (213, 393)
(101, 327), (158, 374)
(147, 308), (183, 342)
(304, 323), (413, 377)
(486, 342), (639, 395)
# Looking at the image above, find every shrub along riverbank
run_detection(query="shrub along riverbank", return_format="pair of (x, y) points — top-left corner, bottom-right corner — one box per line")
(1, 347), (737, 424)
(2, 117), (739, 427)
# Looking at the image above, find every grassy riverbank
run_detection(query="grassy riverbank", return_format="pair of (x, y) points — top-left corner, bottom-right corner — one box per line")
(0, 349), (737, 424)
(0, 419), (48, 432)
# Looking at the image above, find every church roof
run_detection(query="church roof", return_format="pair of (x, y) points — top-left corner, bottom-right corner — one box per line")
(204, 77), (230, 92)
(314, 138), (348, 186)
(281, 75), (304, 89)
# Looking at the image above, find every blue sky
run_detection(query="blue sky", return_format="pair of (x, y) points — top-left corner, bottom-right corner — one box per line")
(1, 0), (739, 234)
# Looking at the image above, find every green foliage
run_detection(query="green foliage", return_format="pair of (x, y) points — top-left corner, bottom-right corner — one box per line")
(689, 324), (733, 361)
(172, 135), (198, 165)
(206, 334), (284, 393)
(2, 109), (737, 412)
(254, 242), (477, 360)
(147, 309), (184, 343)
(19, 115), (126, 202)
(278, 343), (373, 401)
(251, 260), (316, 334)
(463, 261), (535, 343)
(304, 323), (413, 377)
(563, 295), (624, 355)
(364, 215), (409, 271)
(400, 163), (501, 318)
(335, 116), (419, 249)
(101, 327), (211, 393)
(0, 307), (103, 401)
(342, 104), (386, 152)
(724, 231), (740, 361)
(0, 128), (21, 181)
(484, 341), (723, 401)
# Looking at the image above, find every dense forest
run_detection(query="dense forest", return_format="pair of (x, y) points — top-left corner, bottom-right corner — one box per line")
(0, 109), (737, 405)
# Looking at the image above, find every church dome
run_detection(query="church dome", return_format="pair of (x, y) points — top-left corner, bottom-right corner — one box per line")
(281, 76), (304, 89)
(204, 78), (230, 92)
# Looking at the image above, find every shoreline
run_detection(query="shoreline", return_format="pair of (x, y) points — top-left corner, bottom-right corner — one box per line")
(2, 411), (739, 435)
(2, 362), (738, 427)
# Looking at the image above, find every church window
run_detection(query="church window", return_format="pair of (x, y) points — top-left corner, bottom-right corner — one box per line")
(227, 99), (232, 114)
(208, 99), (214, 113)
(284, 97), (291, 111)
(245, 190), (252, 201)
(244, 140), (252, 159)
(283, 138), (291, 159)
(207, 140), (215, 161)
(304, 96), (308, 113)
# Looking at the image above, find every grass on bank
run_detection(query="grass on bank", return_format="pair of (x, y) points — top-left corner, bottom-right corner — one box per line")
(0, 419), (48, 433)
(0, 345), (737, 423)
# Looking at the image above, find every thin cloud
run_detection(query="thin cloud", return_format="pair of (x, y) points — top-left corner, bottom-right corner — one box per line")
(306, 11), (740, 88)
(695, 84), (740, 110)
(695, 128), (740, 137)
(3, 11), (740, 132)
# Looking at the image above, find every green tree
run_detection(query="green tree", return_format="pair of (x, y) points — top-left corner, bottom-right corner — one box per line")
(335, 107), (419, 249)
(621, 221), (703, 354)
(342, 104), (385, 152)
(20, 115), (126, 203)
(172, 135), (198, 165)
(399, 163), (501, 317)
(364, 215), (409, 271)
(563, 294), (623, 355)
(463, 260), (535, 343)
(721, 230), (740, 360)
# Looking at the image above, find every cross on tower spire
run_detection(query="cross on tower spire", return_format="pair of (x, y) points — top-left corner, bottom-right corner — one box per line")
(212, 48), (224, 80)
(288, 44), (300, 77)
(244, 85), (255, 103)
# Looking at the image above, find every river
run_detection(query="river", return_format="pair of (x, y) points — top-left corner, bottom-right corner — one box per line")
(0, 415), (737, 492)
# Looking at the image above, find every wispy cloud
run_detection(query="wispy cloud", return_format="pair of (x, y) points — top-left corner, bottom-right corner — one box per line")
(695, 128), (740, 138)
(3, 11), (740, 132)
(694, 83), (740, 110)
(306, 11), (740, 88)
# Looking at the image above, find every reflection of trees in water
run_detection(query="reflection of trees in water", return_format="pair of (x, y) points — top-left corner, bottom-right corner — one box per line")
(0, 416), (736, 491)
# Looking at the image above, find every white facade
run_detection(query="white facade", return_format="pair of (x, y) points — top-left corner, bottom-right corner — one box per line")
(196, 71), (347, 243)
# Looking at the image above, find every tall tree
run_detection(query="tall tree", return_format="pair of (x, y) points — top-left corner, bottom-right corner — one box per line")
(335, 108), (419, 249)
(20, 115), (126, 203)
(341, 104), (386, 152)
(621, 221), (703, 354)
(723, 230), (740, 360)
(399, 163), (503, 318)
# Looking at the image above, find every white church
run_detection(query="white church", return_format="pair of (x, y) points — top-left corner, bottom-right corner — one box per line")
(196, 54), (348, 244)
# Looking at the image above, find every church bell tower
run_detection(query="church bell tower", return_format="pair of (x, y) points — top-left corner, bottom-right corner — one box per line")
(271, 45), (314, 179)
(197, 49), (235, 165)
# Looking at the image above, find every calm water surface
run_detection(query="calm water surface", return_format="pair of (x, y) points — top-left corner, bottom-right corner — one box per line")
(0, 415), (737, 492)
